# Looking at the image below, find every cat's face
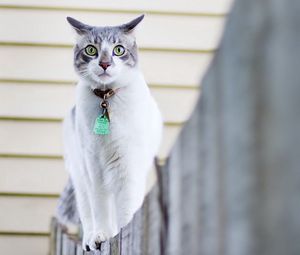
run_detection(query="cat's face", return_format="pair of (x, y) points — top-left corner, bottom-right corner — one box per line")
(67, 15), (144, 88)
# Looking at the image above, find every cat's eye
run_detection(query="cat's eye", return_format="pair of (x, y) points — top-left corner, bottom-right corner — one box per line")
(113, 45), (125, 56)
(85, 45), (98, 56)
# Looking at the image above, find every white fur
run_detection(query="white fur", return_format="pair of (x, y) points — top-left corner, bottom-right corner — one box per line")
(63, 63), (163, 250)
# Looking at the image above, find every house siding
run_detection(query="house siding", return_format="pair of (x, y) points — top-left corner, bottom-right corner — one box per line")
(0, 1), (232, 254)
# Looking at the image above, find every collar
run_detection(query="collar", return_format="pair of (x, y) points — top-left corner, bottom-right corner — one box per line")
(93, 88), (116, 100)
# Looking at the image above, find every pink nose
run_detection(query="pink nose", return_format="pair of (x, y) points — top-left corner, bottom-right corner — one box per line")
(99, 62), (111, 70)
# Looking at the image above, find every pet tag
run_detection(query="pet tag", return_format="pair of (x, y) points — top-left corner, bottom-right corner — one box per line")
(93, 115), (110, 135)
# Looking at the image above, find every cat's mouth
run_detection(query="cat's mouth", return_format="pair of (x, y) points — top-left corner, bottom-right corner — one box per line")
(98, 72), (111, 78)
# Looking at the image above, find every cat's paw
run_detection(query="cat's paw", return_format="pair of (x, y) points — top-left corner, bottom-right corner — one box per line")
(82, 232), (93, 252)
(89, 231), (109, 250)
(83, 244), (91, 252)
(89, 230), (114, 250)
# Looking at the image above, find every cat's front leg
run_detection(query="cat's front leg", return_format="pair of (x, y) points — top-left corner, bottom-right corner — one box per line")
(88, 188), (118, 250)
(71, 177), (94, 251)
(116, 177), (147, 229)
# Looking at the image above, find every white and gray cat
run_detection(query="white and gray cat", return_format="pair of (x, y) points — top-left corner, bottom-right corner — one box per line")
(57, 15), (163, 251)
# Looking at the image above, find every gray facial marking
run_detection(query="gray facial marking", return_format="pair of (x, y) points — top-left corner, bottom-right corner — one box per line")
(67, 15), (144, 79)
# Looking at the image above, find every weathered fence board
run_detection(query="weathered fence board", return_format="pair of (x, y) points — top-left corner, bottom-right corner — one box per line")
(52, 0), (300, 254)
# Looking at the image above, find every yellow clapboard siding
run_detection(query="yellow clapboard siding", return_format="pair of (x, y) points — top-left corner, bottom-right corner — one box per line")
(0, 120), (63, 156)
(0, 45), (212, 87)
(0, 82), (199, 123)
(0, 196), (57, 232)
(0, 158), (67, 194)
(0, 0), (232, 15)
(0, 83), (74, 120)
(0, 156), (156, 195)
(0, 120), (181, 159)
(0, 9), (225, 51)
(0, 235), (49, 255)
(0, 0), (230, 253)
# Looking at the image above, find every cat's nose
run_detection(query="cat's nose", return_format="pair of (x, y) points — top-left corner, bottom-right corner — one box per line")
(99, 62), (111, 71)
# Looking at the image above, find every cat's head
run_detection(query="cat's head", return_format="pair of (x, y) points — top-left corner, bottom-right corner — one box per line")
(67, 15), (144, 88)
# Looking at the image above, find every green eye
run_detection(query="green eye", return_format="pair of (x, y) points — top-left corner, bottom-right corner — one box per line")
(113, 45), (125, 56)
(85, 45), (97, 56)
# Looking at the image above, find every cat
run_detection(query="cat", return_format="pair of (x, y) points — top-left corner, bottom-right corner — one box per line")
(58, 15), (163, 251)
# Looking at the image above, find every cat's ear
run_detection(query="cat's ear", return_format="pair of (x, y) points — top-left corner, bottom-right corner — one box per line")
(120, 14), (144, 34)
(66, 17), (92, 35)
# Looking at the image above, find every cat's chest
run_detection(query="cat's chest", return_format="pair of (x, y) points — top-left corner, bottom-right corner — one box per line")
(79, 94), (144, 142)
(92, 97), (136, 128)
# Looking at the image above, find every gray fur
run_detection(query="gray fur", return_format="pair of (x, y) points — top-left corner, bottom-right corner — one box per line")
(58, 15), (163, 250)
(56, 178), (80, 224)
(67, 16), (144, 79)
(66, 17), (92, 35)
(57, 15), (144, 227)
(120, 14), (145, 33)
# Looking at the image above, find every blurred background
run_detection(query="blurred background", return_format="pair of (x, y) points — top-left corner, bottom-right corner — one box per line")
(0, 0), (232, 254)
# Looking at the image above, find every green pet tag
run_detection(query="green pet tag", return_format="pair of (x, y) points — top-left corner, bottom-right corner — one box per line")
(93, 115), (110, 135)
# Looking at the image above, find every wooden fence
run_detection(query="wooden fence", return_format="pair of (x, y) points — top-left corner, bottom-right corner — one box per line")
(50, 0), (300, 254)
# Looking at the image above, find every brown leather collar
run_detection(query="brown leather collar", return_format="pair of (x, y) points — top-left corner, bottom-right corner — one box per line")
(93, 88), (116, 99)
